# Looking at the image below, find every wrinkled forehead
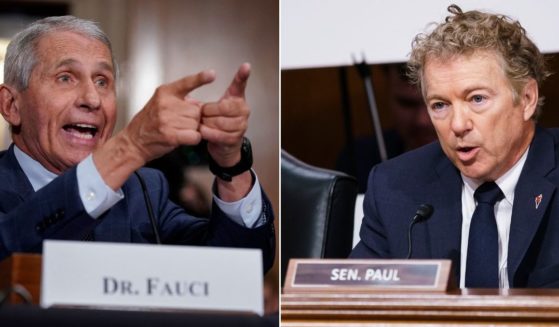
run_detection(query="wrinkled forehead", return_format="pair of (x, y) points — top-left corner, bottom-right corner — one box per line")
(420, 50), (508, 91)
(34, 30), (116, 75)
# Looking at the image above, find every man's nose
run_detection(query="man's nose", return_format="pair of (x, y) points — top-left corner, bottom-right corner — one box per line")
(79, 80), (101, 110)
(450, 104), (472, 136)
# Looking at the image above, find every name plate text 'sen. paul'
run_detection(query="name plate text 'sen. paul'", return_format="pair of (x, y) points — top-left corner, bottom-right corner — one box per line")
(283, 259), (454, 293)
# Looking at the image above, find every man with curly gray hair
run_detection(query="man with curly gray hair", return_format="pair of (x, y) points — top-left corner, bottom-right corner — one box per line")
(351, 5), (558, 288)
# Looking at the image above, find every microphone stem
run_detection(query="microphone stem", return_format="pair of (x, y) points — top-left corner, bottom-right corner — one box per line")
(134, 171), (162, 244)
(406, 204), (433, 259)
(406, 218), (417, 259)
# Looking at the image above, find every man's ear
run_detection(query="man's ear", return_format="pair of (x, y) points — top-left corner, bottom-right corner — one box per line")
(0, 85), (21, 127)
(521, 78), (538, 121)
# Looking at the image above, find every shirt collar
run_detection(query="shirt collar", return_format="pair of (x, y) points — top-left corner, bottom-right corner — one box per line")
(462, 147), (529, 205)
(13, 145), (58, 191)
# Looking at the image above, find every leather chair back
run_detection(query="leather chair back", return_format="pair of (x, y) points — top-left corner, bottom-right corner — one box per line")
(281, 150), (358, 283)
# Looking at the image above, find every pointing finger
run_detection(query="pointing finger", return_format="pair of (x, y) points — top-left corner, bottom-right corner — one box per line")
(223, 63), (250, 99)
(165, 70), (216, 97)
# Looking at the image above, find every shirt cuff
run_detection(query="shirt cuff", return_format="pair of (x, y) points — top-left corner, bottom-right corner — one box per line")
(77, 154), (124, 219)
(213, 170), (264, 228)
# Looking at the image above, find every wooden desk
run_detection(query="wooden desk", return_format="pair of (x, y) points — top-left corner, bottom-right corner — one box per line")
(0, 253), (41, 304)
(281, 289), (559, 326)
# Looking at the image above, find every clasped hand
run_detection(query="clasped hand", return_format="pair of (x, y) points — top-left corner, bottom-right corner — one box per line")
(125, 63), (251, 167)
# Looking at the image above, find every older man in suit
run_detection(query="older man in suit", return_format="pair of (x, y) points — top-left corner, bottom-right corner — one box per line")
(351, 5), (558, 288)
(0, 16), (274, 271)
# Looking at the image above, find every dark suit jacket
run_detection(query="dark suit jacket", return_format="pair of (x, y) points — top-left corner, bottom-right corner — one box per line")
(0, 145), (275, 271)
(351, 127), (559, 288)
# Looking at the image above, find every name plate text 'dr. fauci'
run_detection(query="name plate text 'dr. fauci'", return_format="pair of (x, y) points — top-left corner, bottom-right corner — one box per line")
(41, 240), (263, 315)
(283, 259), (454, 294)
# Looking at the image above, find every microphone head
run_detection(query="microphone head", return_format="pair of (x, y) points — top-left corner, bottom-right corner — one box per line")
(416, 204), (434, 220)
(407, 203), (434, 259)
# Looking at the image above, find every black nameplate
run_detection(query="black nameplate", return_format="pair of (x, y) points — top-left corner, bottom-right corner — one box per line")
(284, 259), (453, 293)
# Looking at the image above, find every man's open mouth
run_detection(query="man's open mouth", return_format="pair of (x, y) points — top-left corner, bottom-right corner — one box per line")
(63, 123), (98, 140)
(458, 146), (475, 153)
(456, 145), (479, 162)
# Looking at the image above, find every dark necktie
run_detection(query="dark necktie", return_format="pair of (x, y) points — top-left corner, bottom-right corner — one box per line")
(465, 181), (504, 288)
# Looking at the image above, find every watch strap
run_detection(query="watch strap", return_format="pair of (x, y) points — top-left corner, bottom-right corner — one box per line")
(208, 137), (253, 182)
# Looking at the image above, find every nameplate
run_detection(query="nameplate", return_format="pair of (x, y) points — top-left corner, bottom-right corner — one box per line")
(41, 240), (263, 315)
(283, 259), (453, 293)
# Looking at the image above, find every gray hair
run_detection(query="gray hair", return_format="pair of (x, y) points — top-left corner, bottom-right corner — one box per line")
(4, 15), (116, 90)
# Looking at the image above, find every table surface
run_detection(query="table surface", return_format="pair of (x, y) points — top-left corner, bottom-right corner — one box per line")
(281, 289), (559, 326)
(0, 305), (278, 327)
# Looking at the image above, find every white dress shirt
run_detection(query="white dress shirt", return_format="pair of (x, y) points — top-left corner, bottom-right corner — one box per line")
(460, 148), (529, 288)
(13, 145), (264, 228)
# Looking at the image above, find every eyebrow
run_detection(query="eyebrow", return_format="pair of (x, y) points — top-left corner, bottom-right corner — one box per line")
(461, 85), (493, 96)
(426, 85), (493, 102)
(425, 93), (447, 102)
(55, 58), (114, 75)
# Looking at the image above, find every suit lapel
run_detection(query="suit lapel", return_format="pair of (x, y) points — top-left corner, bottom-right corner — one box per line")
(427, 155), (463, 282)
(508, 128), (556, 284)
(2, 145), (36, 199)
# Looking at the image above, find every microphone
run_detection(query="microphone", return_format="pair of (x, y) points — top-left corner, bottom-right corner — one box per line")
(406, 204), (434, 259)
(134, 171), (162, 244)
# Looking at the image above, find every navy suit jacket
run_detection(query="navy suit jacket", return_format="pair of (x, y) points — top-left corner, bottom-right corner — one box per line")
(0, 145), (275, 271)
(351, 127), (559, 288)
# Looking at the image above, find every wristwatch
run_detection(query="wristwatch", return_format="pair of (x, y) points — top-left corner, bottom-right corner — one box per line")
(208, 137), (253, 182)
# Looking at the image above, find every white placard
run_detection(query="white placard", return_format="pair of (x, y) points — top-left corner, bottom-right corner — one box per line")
(40, 240), (263, 315)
